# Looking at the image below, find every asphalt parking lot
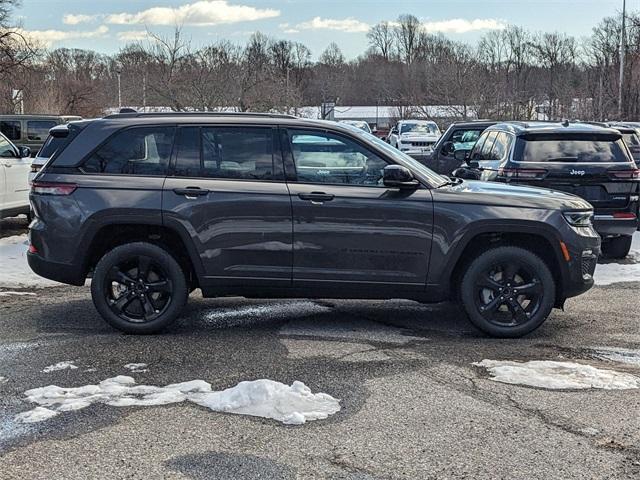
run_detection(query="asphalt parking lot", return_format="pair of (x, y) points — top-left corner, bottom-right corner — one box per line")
(1, 217), (640, 479)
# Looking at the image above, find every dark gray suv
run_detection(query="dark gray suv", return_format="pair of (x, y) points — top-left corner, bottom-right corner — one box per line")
(28, 113), (600, 338)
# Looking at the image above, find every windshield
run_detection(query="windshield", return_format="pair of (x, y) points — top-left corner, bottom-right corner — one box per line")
(341, 123), (447, 186)
(517, 135), (631, 163)
(400, 122), (439, 135)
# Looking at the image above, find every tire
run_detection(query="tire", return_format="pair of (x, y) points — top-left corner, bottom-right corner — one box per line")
(460, 246), (556, 338)
(91, 242), (188, 334)
(601, 235), (632, 259)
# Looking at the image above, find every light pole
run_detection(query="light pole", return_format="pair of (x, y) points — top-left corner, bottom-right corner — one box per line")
(618, 0), (626, 119)
(116, 69), (122, 110)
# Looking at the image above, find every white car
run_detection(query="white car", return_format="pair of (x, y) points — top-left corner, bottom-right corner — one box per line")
(0, 132), (31, 219)
(387, 120), (441, 154)
(338, 120), (372, 134)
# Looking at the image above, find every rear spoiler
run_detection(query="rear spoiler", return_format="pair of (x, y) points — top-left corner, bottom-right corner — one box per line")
(49, 120), (90, 138)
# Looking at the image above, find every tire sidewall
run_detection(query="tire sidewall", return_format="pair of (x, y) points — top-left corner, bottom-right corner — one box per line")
(460, 246), (556, 338)
(91, 242), (188, 334)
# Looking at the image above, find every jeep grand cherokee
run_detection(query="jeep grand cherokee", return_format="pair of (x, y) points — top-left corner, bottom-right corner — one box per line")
(28, 113), (599, 338)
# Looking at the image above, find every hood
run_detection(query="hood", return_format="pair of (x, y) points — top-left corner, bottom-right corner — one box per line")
(439, 179), (592, 211)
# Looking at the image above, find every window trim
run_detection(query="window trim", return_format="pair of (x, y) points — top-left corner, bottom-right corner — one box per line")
(282, 127), (398, 189)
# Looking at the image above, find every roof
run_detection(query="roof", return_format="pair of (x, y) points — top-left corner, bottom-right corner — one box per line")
(487, 121), (623, 137)
(0, 114), (78, 120)
(448, 120), (498, 129)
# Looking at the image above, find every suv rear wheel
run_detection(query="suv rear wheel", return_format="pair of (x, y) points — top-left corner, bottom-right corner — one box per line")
(601, 235), (632, 259)
(460, 246), (556, 338)
(91, 242), (188, 334)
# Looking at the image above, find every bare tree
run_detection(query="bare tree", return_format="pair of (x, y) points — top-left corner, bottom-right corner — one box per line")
(367, 21), (395, 60)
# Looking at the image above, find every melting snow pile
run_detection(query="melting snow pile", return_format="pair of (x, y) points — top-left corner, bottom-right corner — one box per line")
(474, 359), (640, 390)
(42, 361), (78, 373)
(0, 235), (60, 288)
(124, 363), (148, 373)
(594, 232), (640, 285)
(0, 291), (36, 297)
(15, 376), (340, 425)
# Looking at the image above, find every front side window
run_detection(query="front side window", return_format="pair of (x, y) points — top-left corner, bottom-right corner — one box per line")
(451, 129), (482, 151)
(0, 134), (16, 157)
(474, 131), (497, 160)
(0, 121), (21, 141)
(489, 132), (513, 160)
(288, 129), (389, 186)
(174, 126), (278, 180)
(27, 121), (57, 141)
(83, 127), (175, 175)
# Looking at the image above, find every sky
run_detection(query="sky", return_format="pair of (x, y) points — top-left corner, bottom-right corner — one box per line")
(11, 0), (627, 58)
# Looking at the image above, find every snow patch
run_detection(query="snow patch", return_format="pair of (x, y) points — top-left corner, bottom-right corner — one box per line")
(124, 363), (148, 373)
(474, 359), (640, 390)
(42, 361), (78, 373)
(0, 291), (36, 297)
(16, 376), (340, 425)
(594, 232), (640, 285)
(202, 301), (330, 327)
(593, 347), (640, 367)
(0, 376), (7, 384)
(0, 235), (61, 288)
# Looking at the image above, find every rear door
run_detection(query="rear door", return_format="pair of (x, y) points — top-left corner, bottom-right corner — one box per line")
(512, 133), (637, 214)
(162, 125), (292, 288)
(282, 128), (433, 291)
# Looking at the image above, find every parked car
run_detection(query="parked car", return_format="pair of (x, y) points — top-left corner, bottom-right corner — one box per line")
(605, 122), (640, 165)
(453, 121), (639, 258)
(419, 120), (496, 174)
(387, 120), (441, 154)
(338, 120), (372, 134)
(0, 114), (82, 156)
(0, 132), (31, 218)
(29, 112), (599, 338)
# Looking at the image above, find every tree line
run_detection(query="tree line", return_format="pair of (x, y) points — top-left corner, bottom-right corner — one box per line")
(0, 2), (637, 122)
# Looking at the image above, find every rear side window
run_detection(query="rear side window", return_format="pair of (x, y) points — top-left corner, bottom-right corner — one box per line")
(488, 132), (513, 160)
(516, 135), (631, 163)
(0, 120), (21, 141)
(27, 121), (57, 141)
(174, 126), (278, 180)
(479, 131), (497, 160)
(83, 127), (175, 175)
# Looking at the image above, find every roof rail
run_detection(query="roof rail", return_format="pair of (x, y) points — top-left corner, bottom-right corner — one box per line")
(103, 111), (297, 120)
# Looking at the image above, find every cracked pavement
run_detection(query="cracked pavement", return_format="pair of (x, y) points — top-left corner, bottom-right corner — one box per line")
(0, 280), (639, 479)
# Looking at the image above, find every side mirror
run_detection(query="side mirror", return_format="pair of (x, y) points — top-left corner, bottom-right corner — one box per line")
(442, 141), (454, 155)
(18, 146), (31, 158)
(452, 167), (481, 180)
(453, 149), (468, 162)
(383, 165), (419, 189)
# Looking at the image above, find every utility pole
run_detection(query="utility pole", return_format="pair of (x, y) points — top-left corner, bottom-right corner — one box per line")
(142, 73), (147, 111)
(618, 0), (626, 119)
(116, 69), (122, 110)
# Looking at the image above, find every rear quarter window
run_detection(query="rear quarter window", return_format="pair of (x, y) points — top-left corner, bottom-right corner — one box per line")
(82, 127), (175, 175)
(516, 135), (631, 163)
(28, 120), (57, 141)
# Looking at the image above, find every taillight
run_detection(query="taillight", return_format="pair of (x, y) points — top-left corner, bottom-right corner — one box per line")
(31, 181), (77, 195)
(612, 212), (637, 219)
(608, 169), (640, 180)
(498, 168), (548, 180)
(28, 244), (38, 254)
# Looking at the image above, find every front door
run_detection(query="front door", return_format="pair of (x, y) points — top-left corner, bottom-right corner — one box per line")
(282, 128), (433, 292)
(162, 125), (293, 288)
(0, 135), (30, 210)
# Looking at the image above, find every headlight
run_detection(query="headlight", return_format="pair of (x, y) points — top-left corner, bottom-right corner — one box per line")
(563, 211), (593, 227)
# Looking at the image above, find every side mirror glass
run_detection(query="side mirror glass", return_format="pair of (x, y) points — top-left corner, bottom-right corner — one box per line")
(383, 165), (419, 189)
(453, 149), (468, 162)
(18, 146), (31, 158)
(442, 141), (454, 155)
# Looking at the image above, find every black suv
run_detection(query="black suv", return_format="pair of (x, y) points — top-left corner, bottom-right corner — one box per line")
(454, 122), (639, 258)
(28, 113), (600, 338)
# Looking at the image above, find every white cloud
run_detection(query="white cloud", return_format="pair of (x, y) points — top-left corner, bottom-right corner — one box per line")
(421, 18), (506, 34)
(293, 16), (369, 33)
(105, 0), (279, 26)
(117, 30), (151, 42)
(62, 14), (99, 25)
(15, 25), (109, 47)
(279, 22), (299, 34)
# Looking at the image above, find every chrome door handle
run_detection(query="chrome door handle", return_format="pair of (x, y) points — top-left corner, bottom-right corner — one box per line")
(173, 187), (210, 199)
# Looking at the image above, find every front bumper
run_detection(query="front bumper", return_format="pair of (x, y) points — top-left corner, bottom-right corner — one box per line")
(562, 233), (600, 299)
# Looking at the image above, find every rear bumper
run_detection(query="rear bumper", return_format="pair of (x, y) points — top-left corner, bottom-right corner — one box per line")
(27, 252), (85, 286)
(593, 216), (638, 238)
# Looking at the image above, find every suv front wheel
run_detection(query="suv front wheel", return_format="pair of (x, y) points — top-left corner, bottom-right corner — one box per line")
(460, 246), (556, 338)
(91, 242), (188, 334)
